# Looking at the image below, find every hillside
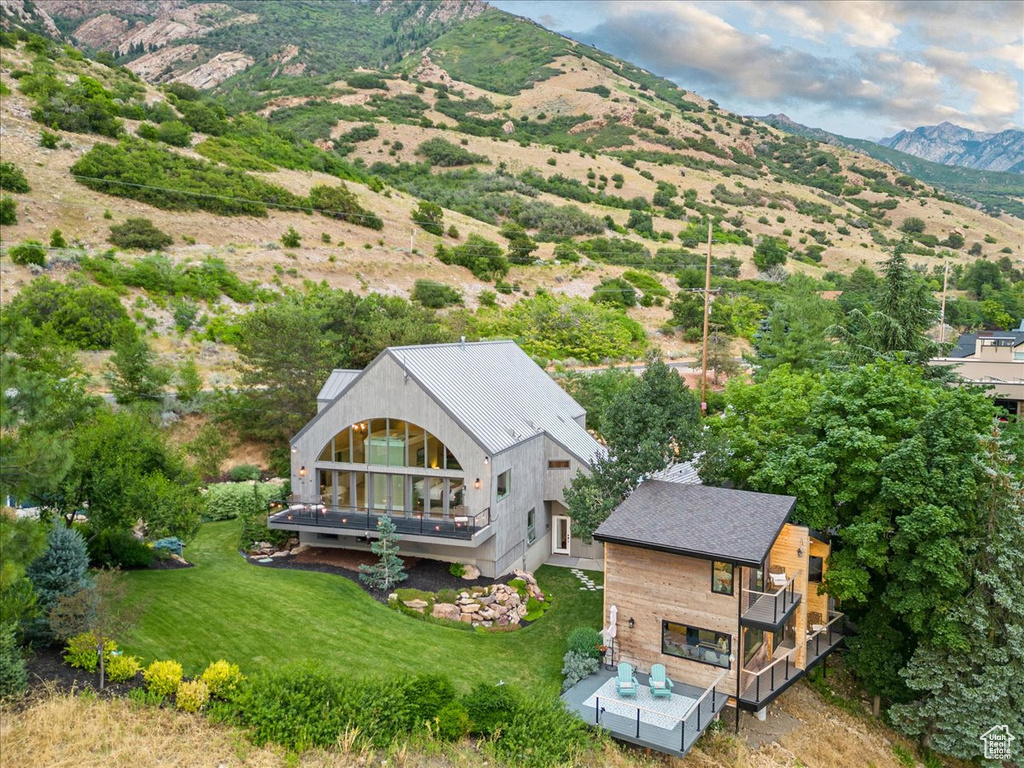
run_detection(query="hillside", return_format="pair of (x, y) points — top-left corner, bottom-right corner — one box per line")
(759, 114), (1024, 219)
(879, 121), (1024, 174)
(1, 2), (1021, 389)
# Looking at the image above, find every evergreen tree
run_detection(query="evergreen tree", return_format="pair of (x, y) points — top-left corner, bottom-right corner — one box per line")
(752, 274), (838, 378)
(358, 517), (407, 591)
(25, 523), (92, 640)
(0, 621), (27, 698)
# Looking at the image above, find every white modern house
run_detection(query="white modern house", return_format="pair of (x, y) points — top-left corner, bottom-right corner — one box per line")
(269, 340), (604, 576)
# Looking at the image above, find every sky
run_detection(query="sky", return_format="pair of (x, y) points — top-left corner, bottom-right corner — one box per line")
(489, 0), (1024, 140)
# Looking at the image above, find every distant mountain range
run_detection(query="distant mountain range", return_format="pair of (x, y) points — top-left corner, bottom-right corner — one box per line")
(879, 122), (1024, 174)
(758, 114), (1024, 219)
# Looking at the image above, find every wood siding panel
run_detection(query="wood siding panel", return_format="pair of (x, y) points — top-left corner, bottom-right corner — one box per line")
(769, 524), (810, 668)
(603, 543), (739, 691)
(806, 538), (831, 621)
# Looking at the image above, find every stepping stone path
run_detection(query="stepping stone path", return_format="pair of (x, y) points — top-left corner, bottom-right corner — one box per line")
(570, 568), (603, 591)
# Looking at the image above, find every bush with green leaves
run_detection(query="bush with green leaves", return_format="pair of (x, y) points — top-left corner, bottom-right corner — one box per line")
(228, 464), (262, 482)
(7, 277), (131, 350)
(49, 229), (67, 248)
(0, 161), (30, 193)
(433, 700), (470, 741)
(204, 481), (279, 522)
(463, 681), (523, 736)
(487, 695), (596, 768)
(413, 199), (444, 235)
(144, 659), (183, 696)
(200, 659), (245, 700)
(8, 241), (47, 270)
(85, 528), (155, 570)
(435, 234), (509, 281)
(63, 632), (117, 673)
(155, 120), (192, 147)
(309, 183), (383, 230)
(411, 280), (463, 309)
(416, 137), (489, 167)
(0, 196), (16, 226)
(280, 226), (301, 248)
(108, 218), (174, 251)
(175, 679), (210, 712)
(39, 130), (60, 149)
(0, 622), (27, 699)
(591, 277), (637, 308)
(561, 650), (600, 692)
(106, 653), (142, 683)
(237, 485), (290, 549)
(566, 626), (604, 660)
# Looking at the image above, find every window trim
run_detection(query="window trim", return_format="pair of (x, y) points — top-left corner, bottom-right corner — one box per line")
(711, 560), (735, 596)
(547, 459), (571, 469)
(661, 620), (731, 669)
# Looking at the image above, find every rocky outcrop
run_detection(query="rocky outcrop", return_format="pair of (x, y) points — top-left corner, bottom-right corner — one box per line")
(879, 122), (1024, 174)
(172, 50), (253, 89)
(127, 44), (200, 81)
(394, 571), (545, 628)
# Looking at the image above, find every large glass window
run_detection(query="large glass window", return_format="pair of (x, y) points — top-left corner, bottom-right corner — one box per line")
(743, 627), (764, 665)
(319, 420), (462, 471)
(712, 561), (734, 595)
(527, 508), (536, 545)
(662, 621), (731, 668)
(808, 555), (824, 583)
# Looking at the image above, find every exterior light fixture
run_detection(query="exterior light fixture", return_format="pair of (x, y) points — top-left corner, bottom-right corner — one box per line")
(797, 546), (804, 558)
(291, 446), (297, 453)
(474, 478), (481, 489)
(483, 456), (489, 465)
(299, 466), (307, 478)
(628, 617), (635, 629)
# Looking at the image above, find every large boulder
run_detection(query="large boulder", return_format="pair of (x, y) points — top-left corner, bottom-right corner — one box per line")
(432, 602), (461, 621)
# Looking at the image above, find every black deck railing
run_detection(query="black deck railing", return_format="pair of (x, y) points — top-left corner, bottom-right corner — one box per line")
(267, 500), (490, 540)
(742, 571), (800, 627)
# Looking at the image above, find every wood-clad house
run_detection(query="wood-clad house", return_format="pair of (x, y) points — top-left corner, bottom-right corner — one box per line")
(593, 481), (842, 716)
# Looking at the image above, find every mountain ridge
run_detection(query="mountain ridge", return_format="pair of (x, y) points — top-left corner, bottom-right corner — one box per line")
(879, 120), (1024, 174)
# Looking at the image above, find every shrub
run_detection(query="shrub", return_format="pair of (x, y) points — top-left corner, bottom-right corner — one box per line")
(0, 196), (15, 225)
(405, 673), (458, 728)
(433, 700), (470, 741)
(0, 622), (27, 699)
(86, 528), (155, 569)
(753, 236), (790, 271)
(200, 659), (245, 699)
(63, 632), (117, 673)
(106, 653), (142, 683)
(478, 289), (497, 308)
(448, 562), (466, 578)
(435, 234), (509, 281)
(155, 120), (192, 147)
(309, 183), (383, 230)
(205, 481), (278, 523)
(488, 696), (595, 768)
(900, 217), (926, 234)
(136, 122), (158, 141)
(108, 218), (173, 250)
(591, 277), (637, 308)
(228, 464), (261, 482)
(175, 679), (210, 712)
(411, 280), (463, 308)
(280, 226), (301, 248)
(8, 278), (130, 350)
(446, 224), (460, 239)
(49, 228), (67, 248)
(0, 161), (30, 192)
(127, 687), (164, 707)
(561, 650), (599, 691)
(566, 626), (604, 659)
(463, 682), (522, 736)
(413, 200), (444, 235)
(8, 240), (46, 266)
(144, 660), (183, 696)
(40, 130), (59, 149)
(416, 137), (489, 167)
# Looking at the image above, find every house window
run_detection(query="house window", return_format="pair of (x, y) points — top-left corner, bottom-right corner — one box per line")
(497, 470), (511, 500)
(809, 555), (824, 583)
(319, 420), (460, 470)
(743, 627), (764, 665)
(662, 621), (730, 668)
(711, 561), (734, 595)
(527, 508), (536, 545)
(547, 459), (570, 469)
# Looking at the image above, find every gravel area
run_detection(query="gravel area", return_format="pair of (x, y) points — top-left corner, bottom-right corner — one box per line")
(245, 547), (507, 603)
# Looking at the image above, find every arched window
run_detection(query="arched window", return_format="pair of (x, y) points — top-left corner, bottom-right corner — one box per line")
(313, 419), (465, 519)
(318, 418), (461, 470)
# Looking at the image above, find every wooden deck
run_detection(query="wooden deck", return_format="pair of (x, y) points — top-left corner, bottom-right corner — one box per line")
(561, 668), (729, 758)
(741, 590), (801, 630)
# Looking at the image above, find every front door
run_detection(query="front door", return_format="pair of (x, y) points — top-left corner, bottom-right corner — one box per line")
(552, 515), (571, 555)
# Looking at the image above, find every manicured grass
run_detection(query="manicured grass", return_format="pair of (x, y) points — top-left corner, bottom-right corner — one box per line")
(123, 521), (603, 694)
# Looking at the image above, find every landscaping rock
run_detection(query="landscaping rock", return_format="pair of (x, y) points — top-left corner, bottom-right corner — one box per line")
(270, 550), (290, 558)
(403, 599), (429, 612)
(291, 544), (310, 555)
(462, 603), (481, 613)
(460, 564), (481, 580)
(432, 602), (460, 621)
(460, 613), (473, 623)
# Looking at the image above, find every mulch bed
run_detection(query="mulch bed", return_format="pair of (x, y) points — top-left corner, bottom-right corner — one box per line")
(245, 547), (506, 604)
(148, 557), (193, 571)
(21, 645), (145, 703)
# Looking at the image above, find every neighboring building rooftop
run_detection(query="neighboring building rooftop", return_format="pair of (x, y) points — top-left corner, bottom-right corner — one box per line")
(594, 481), (796, 567)
(317, 369), (360, 403)
(651, 457), (703, 485)
(311, 340), (604, 465)
(949, 323), (1024, 358)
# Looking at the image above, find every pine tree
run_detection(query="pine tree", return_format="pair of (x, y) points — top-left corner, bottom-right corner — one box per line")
(25, 523), (92, 640)
(358, 517), (407, 591)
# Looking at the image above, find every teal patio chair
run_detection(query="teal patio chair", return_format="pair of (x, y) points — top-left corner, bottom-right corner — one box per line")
(649, 663), (674, 698)
(616, 662), (638, 697)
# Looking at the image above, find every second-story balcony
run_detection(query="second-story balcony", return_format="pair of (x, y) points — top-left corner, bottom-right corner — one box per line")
(741, 571), (801, 631)
(267, 498), (491, 543)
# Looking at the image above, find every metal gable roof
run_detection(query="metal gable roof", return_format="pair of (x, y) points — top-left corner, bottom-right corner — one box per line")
(386, 341), (603, 465)
(317, 369), (360, 402)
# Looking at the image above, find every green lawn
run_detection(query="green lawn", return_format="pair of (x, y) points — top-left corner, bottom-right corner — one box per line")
(122, 521), (603, 694)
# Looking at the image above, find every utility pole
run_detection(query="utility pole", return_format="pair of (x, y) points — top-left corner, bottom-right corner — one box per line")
(939, 258), (950, 345)
(700, 219), (713, 413)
